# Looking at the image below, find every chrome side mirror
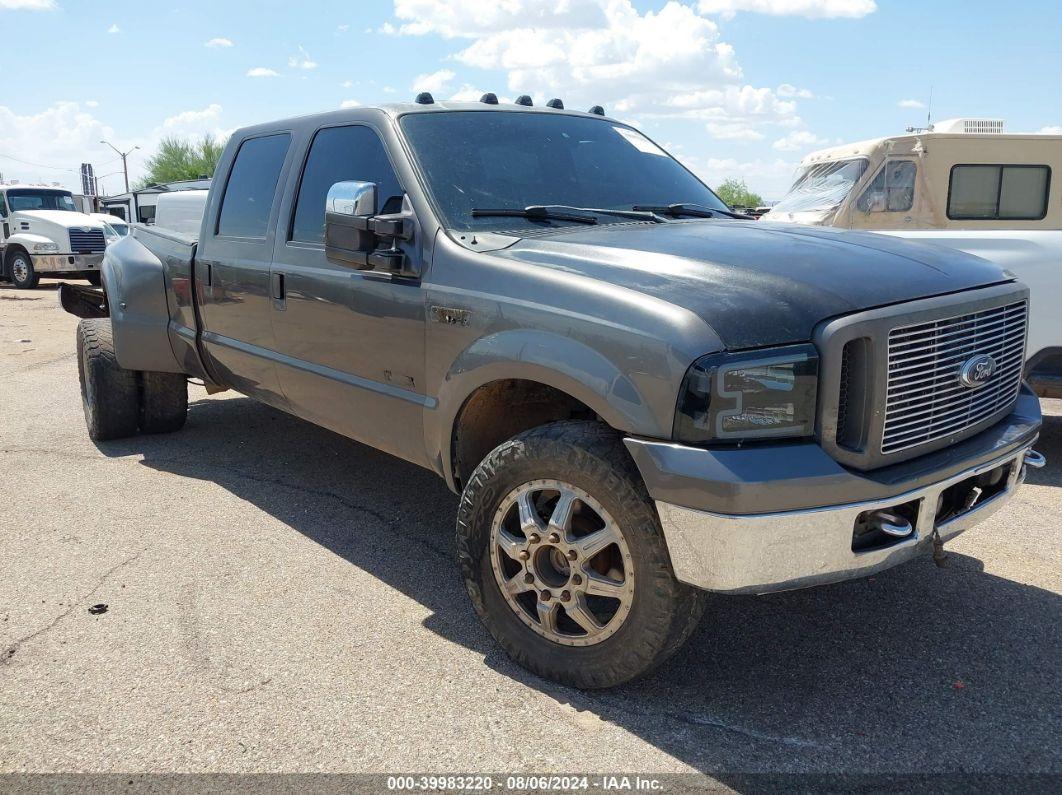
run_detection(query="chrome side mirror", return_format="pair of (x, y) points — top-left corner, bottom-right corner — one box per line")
(325, 180), (377, 268)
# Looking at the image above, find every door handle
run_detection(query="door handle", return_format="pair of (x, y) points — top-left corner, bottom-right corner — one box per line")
(271, 272), (285, 303)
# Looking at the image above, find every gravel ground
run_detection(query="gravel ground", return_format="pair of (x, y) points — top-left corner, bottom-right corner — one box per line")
(1, 281), (1059, 781)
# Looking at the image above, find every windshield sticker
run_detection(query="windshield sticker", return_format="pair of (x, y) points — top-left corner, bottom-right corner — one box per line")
(613, 127), (667, 157)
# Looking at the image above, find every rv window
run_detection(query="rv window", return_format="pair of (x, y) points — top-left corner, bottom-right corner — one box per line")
(948, 164), (1050, 220)
(770, 158), (869, 215)
(857, 161), (916, 213)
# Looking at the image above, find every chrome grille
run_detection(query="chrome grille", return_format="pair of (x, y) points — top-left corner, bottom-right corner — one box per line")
(882, 300), (1027, 454)
(69, 228), (105, 253)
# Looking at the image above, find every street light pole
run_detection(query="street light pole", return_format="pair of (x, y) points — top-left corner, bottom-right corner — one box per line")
(99, 140), (139, 194)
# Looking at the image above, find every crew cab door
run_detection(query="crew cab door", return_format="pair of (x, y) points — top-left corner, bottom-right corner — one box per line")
(268, 123), (429, 467)
(195, 132), (293, 407)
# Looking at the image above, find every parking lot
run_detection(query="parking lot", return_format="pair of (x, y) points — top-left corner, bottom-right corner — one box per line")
(1, 282), (1059, 779)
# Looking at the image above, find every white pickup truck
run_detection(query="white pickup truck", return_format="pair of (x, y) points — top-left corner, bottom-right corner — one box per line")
(0, 184), (109, 289)
(766, 119), (1062, 398)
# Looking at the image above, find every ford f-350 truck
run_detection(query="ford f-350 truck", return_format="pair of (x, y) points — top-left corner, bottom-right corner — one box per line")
(61, 98), (1044, 688)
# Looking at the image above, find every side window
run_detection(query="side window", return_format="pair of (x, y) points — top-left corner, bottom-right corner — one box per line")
(217, 133), (291, 238)
(948, 164), (1050, 220)
(857, 160), (916, 213)
(0, 193), (7, 217)
(290, 125), (403, 245)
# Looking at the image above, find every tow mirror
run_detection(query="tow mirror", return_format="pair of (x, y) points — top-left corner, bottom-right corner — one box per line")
(325, 180), (377, 269)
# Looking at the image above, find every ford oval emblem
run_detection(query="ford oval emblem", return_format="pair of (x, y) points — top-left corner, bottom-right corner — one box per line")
(959, 354), (997, 388)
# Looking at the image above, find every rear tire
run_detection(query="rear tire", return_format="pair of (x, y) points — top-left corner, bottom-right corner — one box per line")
(139, 372), (188, 434)
(77, 318), (139, 441)
(9, 251), (39, 290)
(456, 420), (706, 689)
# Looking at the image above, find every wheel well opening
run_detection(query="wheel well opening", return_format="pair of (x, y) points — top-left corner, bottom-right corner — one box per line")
(452, 379), (596, 489)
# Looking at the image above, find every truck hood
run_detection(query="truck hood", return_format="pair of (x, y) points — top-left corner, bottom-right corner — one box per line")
(491, 220), (1011, 349)
(14, 210), (102, 229)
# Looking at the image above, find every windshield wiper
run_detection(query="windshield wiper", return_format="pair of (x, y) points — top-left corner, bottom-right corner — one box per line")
(471, 206), (598, 224)
(632, 203), (753, 220)
(471, 204), (666, 225)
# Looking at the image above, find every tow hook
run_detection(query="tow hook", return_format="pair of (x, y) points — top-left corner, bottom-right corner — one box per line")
(932, 527), (948, 568)
(867, 510), (913, 538)
(1024, 450), (1046, 469)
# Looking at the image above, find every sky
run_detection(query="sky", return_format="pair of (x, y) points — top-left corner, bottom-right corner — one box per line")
(1, 0), (1060, 200)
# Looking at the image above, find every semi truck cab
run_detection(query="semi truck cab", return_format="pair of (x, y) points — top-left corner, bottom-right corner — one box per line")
(0, 184), (108, 289)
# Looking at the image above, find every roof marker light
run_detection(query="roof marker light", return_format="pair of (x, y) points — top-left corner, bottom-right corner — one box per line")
(414, 92), (435, 105)
(515, 95), (533, 107)
(546, 98), (564, 109)
(479, 92), (499, 105)
(588, 105), (605, 116)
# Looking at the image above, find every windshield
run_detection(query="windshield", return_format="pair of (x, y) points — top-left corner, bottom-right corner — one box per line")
(771, 158), (869, 215)
(400, 111), (729, 231)
(107, 220), (129, 235)
(5, 189), (78, 212)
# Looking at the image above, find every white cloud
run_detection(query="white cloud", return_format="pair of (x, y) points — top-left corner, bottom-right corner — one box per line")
(392, 0), (604, 37)
(777, 83), (814, 99)
(707, 122), (765, 141)
(85, 100), (99, 108)
(107, 23), (120, 34)
(448, 85), (511, 103)
(697, 0), (876, 18)
(340, 99), (362, 109)
(385, 1), (811, 141)
(772, 129), (830, 151)
(0, 0), (54, 8)
(686, 155), (799, 200)
(0, 102), (117, 190)
(205, 37), (234, 48)
(288, 46), (317, 70)
(898, 98), (925, 109)
(337, 24), (349, 32)
(161, 104), (223, 129)
(247, 67), (279, 78)
(412, 68), (455, 94)
(1039, 125), (1062, 135)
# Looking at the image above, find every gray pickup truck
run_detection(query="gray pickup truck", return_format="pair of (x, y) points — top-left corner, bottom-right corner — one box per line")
(61, 97), (1044, 688)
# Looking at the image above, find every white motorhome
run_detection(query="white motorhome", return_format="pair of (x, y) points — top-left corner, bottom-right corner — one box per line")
(0, 183), (109, 288)
(766, 119), (1062, 397)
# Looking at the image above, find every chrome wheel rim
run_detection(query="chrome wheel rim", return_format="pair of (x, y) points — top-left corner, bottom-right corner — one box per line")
(12, 257), (29, 283)
(490, 479), (635, 647)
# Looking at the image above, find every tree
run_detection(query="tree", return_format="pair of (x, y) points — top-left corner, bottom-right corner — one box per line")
(136, 135), (226, 188)
(714, 178), (764, 210)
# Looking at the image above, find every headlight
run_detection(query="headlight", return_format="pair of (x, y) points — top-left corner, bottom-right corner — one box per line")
(32, 242), (59, 253)
(674, 344), (819, 443)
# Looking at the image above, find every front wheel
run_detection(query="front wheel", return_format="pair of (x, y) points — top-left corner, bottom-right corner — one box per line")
(9, 251), (39, 289)
(456, 421), (706, 689)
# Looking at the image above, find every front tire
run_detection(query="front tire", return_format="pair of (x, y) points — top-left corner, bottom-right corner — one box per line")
(456, 421), (706, 689)
(9, 251), (39, 289)
(77, 318), (139, 441)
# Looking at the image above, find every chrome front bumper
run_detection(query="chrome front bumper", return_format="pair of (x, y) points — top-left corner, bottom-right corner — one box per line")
(655, 444), (1040, 595)
(31, 253), (104, 273)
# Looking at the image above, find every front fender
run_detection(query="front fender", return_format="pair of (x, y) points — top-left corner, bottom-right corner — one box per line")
(431, 329), (672, 487)
(5, 232), (55, 254)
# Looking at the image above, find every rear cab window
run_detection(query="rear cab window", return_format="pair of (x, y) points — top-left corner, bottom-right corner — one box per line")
(948, 164), (1051, 220)
(217, 133), (292, 238)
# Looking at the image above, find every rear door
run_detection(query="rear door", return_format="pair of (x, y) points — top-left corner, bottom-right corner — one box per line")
(195, 132), (293, 407)
(268, 122), (429, 466)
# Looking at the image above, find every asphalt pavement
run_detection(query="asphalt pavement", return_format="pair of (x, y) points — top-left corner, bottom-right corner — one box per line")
(1, 282), (1059, 781)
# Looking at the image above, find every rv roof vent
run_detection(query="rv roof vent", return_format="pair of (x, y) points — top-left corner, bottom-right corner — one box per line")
(546, 98), (564, 109)
(588, 105), (605, 116)
(515, 95), (533, 106)
(479, 92), (499, 105)
(932, 118), (1005, 135)
(414, 92), (435, 105)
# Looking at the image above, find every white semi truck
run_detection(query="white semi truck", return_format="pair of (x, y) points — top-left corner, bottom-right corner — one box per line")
(0, 183), (109, 289)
